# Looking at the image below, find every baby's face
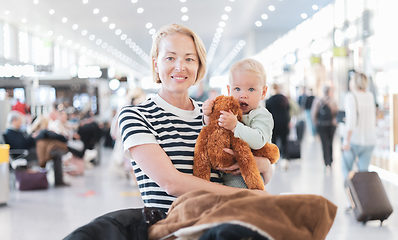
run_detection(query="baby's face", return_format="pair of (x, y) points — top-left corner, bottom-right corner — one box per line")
(228, 72), (267, 114)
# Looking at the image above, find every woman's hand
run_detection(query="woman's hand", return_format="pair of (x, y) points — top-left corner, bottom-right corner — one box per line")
(342, 143), (351, 151)
(221, 148), (273, 185)
(202, 99), (214, 117)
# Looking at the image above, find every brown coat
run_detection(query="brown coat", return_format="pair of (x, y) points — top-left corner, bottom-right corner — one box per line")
(149, 190), (337, 240)
(35, 139), (68, 167)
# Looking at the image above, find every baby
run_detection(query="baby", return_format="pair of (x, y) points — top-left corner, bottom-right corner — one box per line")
(203, 58), (274, 188)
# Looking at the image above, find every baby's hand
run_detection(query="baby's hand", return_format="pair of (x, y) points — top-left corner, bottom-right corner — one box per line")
(219, 110), (238, 132)
(202, 99), (214, 116)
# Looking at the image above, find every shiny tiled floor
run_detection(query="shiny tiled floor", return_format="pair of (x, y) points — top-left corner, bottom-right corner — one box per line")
(1, 131), (397, 240)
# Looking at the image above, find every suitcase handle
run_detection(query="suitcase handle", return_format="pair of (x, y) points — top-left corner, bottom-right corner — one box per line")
(345, 186), (356, 210)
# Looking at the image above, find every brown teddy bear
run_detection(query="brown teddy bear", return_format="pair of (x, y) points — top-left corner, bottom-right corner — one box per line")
(193, 95), (280, 190)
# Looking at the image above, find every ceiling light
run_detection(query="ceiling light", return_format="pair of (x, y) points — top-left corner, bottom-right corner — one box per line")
(35, 25), (41, 30)
(137, 8), (144, 13)
(49, 9), (55, 15)
(182, 15), (189, 21)
(131, 0), (138, 3)
(74, 43), (80, 49)
(312, 5), (319, 11)
(4, 10), (10, 15)
(109, 79), (120, 91)
(109, 23), (115, 29)
(66, 40), (72, 45)
(102, 43), (108, 49)
(222, 15), (228, 20)
(72, 24), (78, 30)
(47, 30), (53, 36)
(93, 8), (99, 14)
(82, 0), (89, 4)
(115, 29), (122, 35)
(261, 14), (268, 20)
(107, 46), (113, 52)
(219, 21), (226, 27)
(33, 0), (39, 4)
(216, 27), (224, 33)
(149, 28), (156, 34)
(301, 13), (308, 19)
(225, 6), (232, 12)
(96, 39), (102, 45)
(58, 35), (63, 41)
(125, 38), (132, 44)
(81, 30), (87, 36)
(238, 40), (246, 46)
(21, 18), (27, 23)
(89, 35), (95, 41)
(181, 7), (188, 13)
(62, 17), (68, 23)
(180, 0), (186, 2)
(120, 34), (127, 40)
(268, 5), (275, 11)
(102, 17), (108, 22)
(146, 22), (152, 29)
(255, 21), (262, 27)
(81, 47), (87, 53)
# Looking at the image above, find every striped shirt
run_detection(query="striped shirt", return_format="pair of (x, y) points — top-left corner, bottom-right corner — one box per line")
(119, 94), (222, 212)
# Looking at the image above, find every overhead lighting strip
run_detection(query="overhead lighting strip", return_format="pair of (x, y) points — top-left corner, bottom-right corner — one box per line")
(211, 40), (246, 77)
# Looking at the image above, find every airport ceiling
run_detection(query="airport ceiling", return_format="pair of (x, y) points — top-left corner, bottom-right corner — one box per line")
(0, 0), (334, 79)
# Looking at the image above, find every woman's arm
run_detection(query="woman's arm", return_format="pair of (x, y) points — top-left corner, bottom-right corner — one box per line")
(218, 148), (273, 185)
(129, 144), (271, 197)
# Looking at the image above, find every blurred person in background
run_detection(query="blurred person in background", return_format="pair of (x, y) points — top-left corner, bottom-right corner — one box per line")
(266, 83), (290, 170)
(341, 72), (376, 179)
(311, 86), (338, 172)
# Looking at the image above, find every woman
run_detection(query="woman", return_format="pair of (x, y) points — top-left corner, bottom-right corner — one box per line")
(311, 86), (338, 171)
(119, 23), (272, 211)
(341, 72), (376, 179)
(64, 23), (272, 239)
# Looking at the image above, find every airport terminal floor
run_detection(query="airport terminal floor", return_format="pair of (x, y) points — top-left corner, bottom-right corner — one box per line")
(1, 129), (398, 240)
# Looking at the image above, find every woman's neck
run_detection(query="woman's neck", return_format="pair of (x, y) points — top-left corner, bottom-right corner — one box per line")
(158, 91), (194, 111)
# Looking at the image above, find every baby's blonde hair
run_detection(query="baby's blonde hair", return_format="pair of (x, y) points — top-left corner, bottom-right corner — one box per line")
(229, 58), (267, 86)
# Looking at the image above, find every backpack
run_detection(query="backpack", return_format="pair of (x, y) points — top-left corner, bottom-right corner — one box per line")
(305, 96), (314, 110)
(317, 101), (333, 126)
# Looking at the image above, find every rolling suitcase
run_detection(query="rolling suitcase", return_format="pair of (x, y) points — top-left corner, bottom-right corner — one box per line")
(344, 171), (393, 225)
(287, 140), (300, 159)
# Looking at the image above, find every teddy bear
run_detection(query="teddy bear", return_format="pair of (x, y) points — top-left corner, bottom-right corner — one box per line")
(193, 95), (280, 190)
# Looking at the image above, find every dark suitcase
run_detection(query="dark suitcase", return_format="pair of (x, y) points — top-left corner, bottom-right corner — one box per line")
(287, 140), (300, 159)
(345, 171), (393, 224)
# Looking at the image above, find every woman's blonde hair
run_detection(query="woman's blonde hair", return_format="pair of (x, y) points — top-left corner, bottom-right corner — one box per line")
(229, 58), (267, 86)
(353, 72), (368, 90)
(150, 23), (207, 84)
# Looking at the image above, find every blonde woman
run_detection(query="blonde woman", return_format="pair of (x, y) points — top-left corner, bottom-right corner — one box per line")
(341, 72), (376, 179)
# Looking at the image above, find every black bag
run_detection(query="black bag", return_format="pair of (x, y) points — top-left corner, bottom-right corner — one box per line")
(336, 110), (345, 123)
(345, 171), (393, 224)
(317, 101), (333, 126)
(287, 140), (301, 159)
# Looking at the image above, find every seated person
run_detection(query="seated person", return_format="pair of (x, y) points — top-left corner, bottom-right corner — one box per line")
(4, 111), (69, 186)
(4, 111), (36, 163)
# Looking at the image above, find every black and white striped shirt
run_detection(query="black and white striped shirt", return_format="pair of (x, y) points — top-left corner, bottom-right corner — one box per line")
(119, 94), (222, 211)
